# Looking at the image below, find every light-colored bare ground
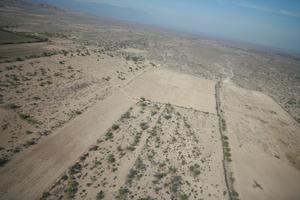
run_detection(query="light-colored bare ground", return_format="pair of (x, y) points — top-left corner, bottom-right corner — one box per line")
(221, 81), (300, 200)
(0, 48), (149, 163)
(0, 91), (133, 200)
(124, 69), (216, 114)
(42, 102), (227, 200)
(1, 58), (226, 200)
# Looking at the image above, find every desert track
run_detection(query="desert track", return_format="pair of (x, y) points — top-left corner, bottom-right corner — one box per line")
(0, 90), (133, 200)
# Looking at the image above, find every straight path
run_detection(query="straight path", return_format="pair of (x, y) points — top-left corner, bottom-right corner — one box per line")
(0, 91), (133, 200)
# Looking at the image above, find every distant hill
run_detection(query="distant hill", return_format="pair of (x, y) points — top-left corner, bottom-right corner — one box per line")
(31, 0), (156, 25)
(0, 0), (32, 7)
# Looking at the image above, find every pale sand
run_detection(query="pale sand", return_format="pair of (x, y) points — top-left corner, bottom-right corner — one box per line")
(125, 68), (216, 114)
(221, 81), (300, 200)
(0, 91), (133, 200)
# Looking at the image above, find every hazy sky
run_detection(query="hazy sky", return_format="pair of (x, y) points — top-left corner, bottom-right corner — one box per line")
(77, 0), (300, 53)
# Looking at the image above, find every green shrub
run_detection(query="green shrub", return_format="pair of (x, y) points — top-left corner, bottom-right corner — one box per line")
(96, 191), (105, 200)
(107, 154), (115, 163)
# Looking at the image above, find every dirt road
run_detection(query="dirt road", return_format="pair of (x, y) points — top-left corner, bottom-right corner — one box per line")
(0, 91), (133, 200)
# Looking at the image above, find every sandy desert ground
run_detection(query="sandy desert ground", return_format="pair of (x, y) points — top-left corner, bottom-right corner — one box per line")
(0, 1), (299, 200)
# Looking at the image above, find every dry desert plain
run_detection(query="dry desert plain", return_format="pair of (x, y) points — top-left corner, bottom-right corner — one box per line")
(0, 1), (300, 200)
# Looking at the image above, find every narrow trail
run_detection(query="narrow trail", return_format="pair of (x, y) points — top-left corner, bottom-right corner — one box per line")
(215, 55), (235, 83)
(215, 81), (233, 200)
(0, 67), (154, 200)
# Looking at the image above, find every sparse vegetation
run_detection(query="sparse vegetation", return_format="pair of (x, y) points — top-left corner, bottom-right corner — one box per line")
(65, 180), (78, 198)
(0, 157), (9, 167)
(107, 154), (116, 163)
(96, 191), (105, 200)
(140, 122), (149, 130)
(189, 163), (201, 177)
(105, 131), (113, 140)
(164, 114), (171, 120)
(170, 175), (182, 194)
(112, 124), (119, 130)
(116, 187), (129, 199)
(6, 103), (20, 109)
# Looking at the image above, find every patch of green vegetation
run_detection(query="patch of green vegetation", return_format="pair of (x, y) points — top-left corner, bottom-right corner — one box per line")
(151, 110), (157, 116)
(89, 145), (99, 151)
(223, 135), (229, 140)
(222, 119), (227, 131)
(41, 191), (50, 199)
(25, 139), (36, 146)
(169, 166), (177, 173)
(62, 174), (68, 181)
(126, 146), (136, 151)
(232, 189), (239, 199)
(112, 124), (119, 130)
(107, 154), (116, 163)
(116, 187), (129, 200)
(75, 110), (82, 115)
(179, 194), (189, 200)
(189, 164), (201, 177)
(139, 196), (155, 200)
(96, 191), (105, 200)
(19, 113), (38, 124)
(0, 157), (9, 167)
(121, 111), (131, 119)
(16, 57), (24, 61)
(127, 169), (138, 182)
(164, 115), (172, 120)
(6, 103), (20, 109)
(154, 172), (167, 179)
(136, 158), (146, 171)
(65, 180), (78, 198)
(69, 163), (82, 175)
(223, 137), (232, 162)
(140, 102), (147, 107)
(132, 132), (142, 146)
(105, 132), (113, 140)
(223, 140), (229, 148)
(140, 122), (149, 130)
(170, 176), (182, 194)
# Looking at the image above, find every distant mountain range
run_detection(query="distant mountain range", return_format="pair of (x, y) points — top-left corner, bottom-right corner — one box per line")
(30, 0), (156, 25)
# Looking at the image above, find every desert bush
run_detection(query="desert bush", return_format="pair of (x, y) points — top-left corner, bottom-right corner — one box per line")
(121, 111), (131, 119)
(179, 194), (189, 200)
(65, 180), (79, 198)
(112, 124), (119, 130)
(189, 164), (201, 177)
(25, 139), (36, 146)
(170, 176), (182, 193)
(117, 187), (129, 199)
(6, 103), (20, 109)
(105, 132), (113, 140)
(164, 115), (172, 120)
(16, 57), (24, 61)
(69, 162), (82, 175)
(140, 122), (149, 130)
(107, 154), (116, 163)
(96, 191), (105, 200)
(0, 157), (9, 167)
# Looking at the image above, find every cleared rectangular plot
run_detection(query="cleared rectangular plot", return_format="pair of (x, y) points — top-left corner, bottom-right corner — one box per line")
(125, 69), (216, 114)
(221, 82), (300, 200)
(41, 103), (227, 200)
